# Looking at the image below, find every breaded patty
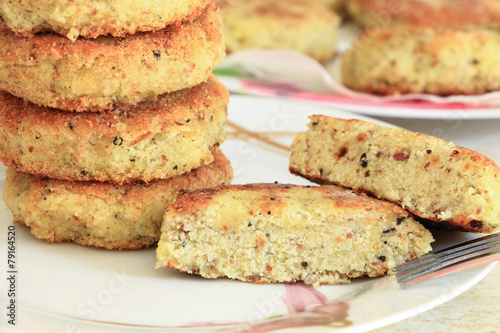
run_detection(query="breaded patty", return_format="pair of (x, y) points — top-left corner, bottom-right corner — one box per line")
(3, 148), (233, 250)
(217, 0), (340, 63)
(289, 116), (500, 233)
(0, 0), (209, 41)
(0, 75), (228, 184)
(342, 27), (500, 96)
(156, 183), (433, 286)
(346, 0), (500, 29)
(0, 3), (224, 112)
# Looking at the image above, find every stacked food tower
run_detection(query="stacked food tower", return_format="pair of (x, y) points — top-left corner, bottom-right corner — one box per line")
(0, 0), (233, 249)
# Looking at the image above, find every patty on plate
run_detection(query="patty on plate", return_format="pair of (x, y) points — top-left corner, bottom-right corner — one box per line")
(156, 183), (433, 286)
(342, 27), (500, 96)
(290, 115), (500, 233)
(0, 75), (228, 183)
(3, 148), (233, 250)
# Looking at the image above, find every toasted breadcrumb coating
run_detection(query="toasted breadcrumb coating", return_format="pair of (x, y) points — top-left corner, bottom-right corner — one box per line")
(0, 75), (228, 183)
(0, 3), (225, 111)
(0, 0), (210, 40)
(3, 148), (233, 250)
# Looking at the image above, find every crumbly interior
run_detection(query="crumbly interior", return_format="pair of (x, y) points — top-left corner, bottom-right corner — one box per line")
(156, 185), (433, 286)
(290, 116), (500, 233)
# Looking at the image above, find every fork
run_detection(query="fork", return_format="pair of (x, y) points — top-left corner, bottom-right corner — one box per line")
(393, 233), (500, 286)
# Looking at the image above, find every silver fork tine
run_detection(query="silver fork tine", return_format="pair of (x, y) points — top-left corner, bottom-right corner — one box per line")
(398, 253), (500, 286)
(393, 233), (500, 285)
(393, 233), (500, 273)
(396, 243), (500, 284)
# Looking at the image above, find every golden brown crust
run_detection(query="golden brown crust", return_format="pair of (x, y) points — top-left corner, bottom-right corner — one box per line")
(342, 27), (500, 96)
(0, 0), (209, 40)
(3, 148), (233, 250)
(0, 3), (225, 111)
(346, 0), (500, 29)
(170, 183), (410, 217)
(0, 75), (228, 183)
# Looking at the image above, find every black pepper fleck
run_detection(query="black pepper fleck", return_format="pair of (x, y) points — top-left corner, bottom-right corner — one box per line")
(68, 123), (74, 131)
(130, 159), (135, 162)
(360, 153), (369, 168)
(396, 217), (405, 225)
(247, 223), (252, 227)
(152, 50), (161, 59)
(267, 211), (271, 215)
(383, 228), (396, 233)
(301, 261), (308, 269)
(42, 196), (47, 200)
(35, 134), (41, 139)
(173, 165), (178, 170)
(365, 171), (370, 177)
(426, 150), (432, 154)
(270, 197), (276, 201)
(470, 220), (483, 229)
(384, 241), (388, 244)
(379, 255), (386, 262)
(81, 169), (88, 175)
(186, 119), (191, 123)
(113, 137), (123, 146)
(312, 121), (319, 126)
(181, 242), (186, 247)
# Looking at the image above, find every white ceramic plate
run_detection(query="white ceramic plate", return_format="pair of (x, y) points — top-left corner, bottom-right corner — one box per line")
(219, 76), (500, 120)
(0, 95), (495, 333)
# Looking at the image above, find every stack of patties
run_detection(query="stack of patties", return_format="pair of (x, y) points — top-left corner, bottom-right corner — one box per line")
(0, 0), (233, 250)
